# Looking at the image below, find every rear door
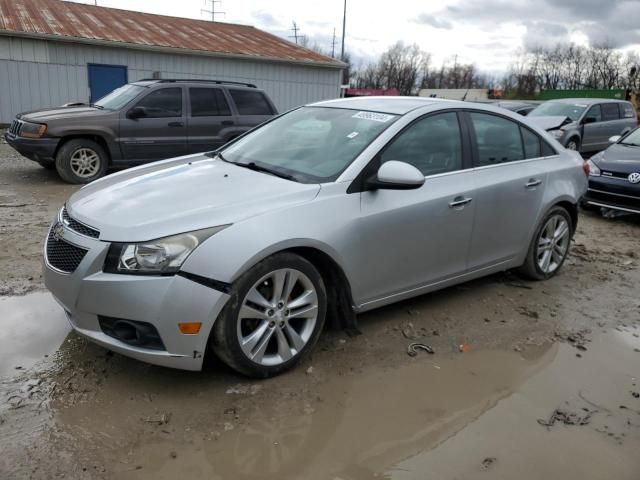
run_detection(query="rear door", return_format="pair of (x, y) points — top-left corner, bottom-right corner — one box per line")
(601, 102), (625, 148)
(119, 87), (187, 162)
(227, 89), (276, 131)
(186, 87), (237, 154)
(355, 111), (477, 303)
(465, 111), (550, 270)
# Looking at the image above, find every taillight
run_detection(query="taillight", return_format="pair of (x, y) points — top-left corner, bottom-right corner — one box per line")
(582, 161), (590, 177)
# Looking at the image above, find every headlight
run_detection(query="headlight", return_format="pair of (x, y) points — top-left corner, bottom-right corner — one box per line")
(19, 122), (47, 138)
(549, 129), (564, 138)
(104, 225), (229, 275)
(586, 159), (601, 176)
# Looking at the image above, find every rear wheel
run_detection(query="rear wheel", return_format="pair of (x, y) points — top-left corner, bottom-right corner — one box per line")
(519, 206), (573, 280)
(55, 139), (108, 184)
(211, 252), (327, 377)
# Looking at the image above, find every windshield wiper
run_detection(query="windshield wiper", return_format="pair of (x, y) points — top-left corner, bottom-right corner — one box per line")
(89, 103), (105, 110)
(235, 162), (298, 182)
(620, 142), (640, 147)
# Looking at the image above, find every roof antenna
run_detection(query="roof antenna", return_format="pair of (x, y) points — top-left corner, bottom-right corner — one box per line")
(202, 0), (225, 22)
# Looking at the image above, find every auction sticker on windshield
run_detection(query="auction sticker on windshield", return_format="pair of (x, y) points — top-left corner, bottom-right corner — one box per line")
(352, 111), (395, 122)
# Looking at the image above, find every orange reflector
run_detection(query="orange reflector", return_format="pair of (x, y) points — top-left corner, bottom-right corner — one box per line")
(178, 322), (202, 334)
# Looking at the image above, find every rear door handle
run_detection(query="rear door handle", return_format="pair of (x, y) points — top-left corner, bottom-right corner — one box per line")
(525, 179), (542, 188)
(449, 196), (473, 208)
(221, 120), (235, 126)
(168, 121), (184, 127)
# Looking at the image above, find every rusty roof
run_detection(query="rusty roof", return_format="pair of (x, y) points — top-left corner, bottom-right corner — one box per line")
(0, 0), (343, 67)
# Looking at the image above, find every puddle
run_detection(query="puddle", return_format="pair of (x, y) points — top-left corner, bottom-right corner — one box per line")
(0, 291), (70, 376)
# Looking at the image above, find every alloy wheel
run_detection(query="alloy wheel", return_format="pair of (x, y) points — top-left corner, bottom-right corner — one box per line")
(237, 268), (319, 366)
(69, 148), (100, 178)
(536, 214), (570, 274)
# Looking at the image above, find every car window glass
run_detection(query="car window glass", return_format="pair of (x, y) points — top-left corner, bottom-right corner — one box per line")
(521, 127), (541, 159)
(622, 103), (636, 118)
(601, 103), (620, 121)
(189, 88), (231, 116)
(135, 88), (182, 118)
(380, 112), (463, 176)
(229, 90), (273, 115)
(585, 105), (602, 123)
(470, 112), (525, 166)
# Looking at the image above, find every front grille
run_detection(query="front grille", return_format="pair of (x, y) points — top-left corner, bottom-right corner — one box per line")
(62, 207), (100, 239)
(8, 119), (22, 136)
(585, 188), (640, 212)
(45, 228), (88, 273)
(601, 170), (633, 180)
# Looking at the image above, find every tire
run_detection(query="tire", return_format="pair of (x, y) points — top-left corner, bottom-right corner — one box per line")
(211, 252), (327, 378)
(55, 138), (108, 184)
(519, 206), (573, 281)
(565, 138), (580, 151)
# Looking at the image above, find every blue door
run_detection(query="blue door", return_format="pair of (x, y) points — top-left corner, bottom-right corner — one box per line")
(88, 64), (128, 103)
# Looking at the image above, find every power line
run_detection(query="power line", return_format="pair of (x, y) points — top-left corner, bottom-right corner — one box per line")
(201, 0), (225, 22)
(289, 21), (301, 44)
(340, 0), (347, 61)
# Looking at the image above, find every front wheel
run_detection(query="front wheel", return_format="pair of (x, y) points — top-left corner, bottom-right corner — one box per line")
(565, 138), (580, 151)
(519, 206), (573, 280)
(211, 252), (327, 377)
(55, 139), (108, 184)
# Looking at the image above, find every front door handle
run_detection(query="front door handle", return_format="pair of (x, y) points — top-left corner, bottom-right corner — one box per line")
(449, 196), (473, 208)
(525, 179), (542, 188)
(168, 121), (184, 127)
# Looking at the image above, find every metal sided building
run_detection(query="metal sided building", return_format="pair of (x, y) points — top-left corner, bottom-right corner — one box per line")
(0, 0), (344, 124)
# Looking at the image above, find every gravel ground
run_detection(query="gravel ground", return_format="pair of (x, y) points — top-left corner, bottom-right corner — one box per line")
(0, 143), (639, 479)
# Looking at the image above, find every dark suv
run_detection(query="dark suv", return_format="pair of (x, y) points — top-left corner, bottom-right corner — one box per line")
(4, 79), (278, 183)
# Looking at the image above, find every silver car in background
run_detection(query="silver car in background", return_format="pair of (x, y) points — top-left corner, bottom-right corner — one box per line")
(44, 97), (587, 377)
(528, 98), (637, 152)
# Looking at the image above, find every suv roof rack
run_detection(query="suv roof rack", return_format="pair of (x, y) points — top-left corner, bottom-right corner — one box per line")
(138, 79), (257, 88)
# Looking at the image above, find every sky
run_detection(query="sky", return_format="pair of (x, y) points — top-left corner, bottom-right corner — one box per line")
(67, 0), (640, 73)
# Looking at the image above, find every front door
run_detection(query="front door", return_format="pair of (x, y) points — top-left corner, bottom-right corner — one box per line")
(582, 104), (606, 151)
(464, 111), (549, 270)
(119, 87), (188, 162)
(353, 112), (476, 304)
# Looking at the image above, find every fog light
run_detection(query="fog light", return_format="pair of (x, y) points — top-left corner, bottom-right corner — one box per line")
(178, 322), (202, 334)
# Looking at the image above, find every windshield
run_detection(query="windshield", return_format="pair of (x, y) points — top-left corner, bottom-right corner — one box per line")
(94, 84), (146, 110)
(528, 102), (586, 121)
(620, 128), (640, 146)
(219, 107), (398, 183)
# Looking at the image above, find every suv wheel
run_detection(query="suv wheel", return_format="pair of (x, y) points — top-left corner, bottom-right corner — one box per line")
(519, 206), (573, 280)
(211, 252), (327, 378)
(565, 138), (580, 151)
(56, 139), (108, 184)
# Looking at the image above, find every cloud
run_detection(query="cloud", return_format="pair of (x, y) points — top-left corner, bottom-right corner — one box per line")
(251, 10), (283, 28)
(523, 21), (570, 49)
(413, 14), (453, 30)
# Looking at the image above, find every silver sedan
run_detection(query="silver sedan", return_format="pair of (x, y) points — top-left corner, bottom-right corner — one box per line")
(44, 97), (588, 377)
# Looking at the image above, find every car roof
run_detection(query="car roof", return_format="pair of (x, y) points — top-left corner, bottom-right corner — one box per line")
(308, 96), (463, 115)
(547, 98), (627, 105)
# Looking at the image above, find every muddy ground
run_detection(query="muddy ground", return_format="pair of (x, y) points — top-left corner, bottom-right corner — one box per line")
(1, 143), (639, 479)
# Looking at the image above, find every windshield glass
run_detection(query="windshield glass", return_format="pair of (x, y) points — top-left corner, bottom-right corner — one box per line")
(94, 84), (146, 110)
(220, 107), (398, 183)
(528, 102), (586, 121)
(620, 128), (640, 146)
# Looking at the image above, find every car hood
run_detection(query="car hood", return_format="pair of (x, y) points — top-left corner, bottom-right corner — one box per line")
(18, 106), (110, 122)
(592, 143), (640, 174)
(66, 154), (321, 242)
(527, 116), (573, 131)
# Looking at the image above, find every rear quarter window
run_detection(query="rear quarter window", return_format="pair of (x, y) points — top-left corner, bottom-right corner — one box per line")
(621, 103), (636, 119)
(229, 90), (274, 115)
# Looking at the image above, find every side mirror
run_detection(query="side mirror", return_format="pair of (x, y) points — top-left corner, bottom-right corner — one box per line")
(608, 135), (621, 143)
(127, 106), (147, 119)
(582, 116), (597, 125)
(367, 161), (425, 190)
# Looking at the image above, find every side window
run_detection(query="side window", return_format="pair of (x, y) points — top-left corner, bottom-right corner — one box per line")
(521, 127), (541, 159)
(229, 90), (274, 115)
(602, 103), (620, 121)
(135, 88), (182, 118)
(189, 88), (231, 117)
(380, 112), (463, 176)
(585, 105), (602, 123)
(621, 103), (636, 118)
(469, 112), (524, 166)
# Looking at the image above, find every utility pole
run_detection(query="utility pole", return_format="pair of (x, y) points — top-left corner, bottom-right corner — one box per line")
(331, 28), (338, 58)
(201, 0), (225, 22)
(289, 21), (301, 45)
(340, 0), (347, 61)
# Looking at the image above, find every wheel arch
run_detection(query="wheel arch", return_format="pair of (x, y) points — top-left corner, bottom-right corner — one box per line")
(553, 199), (578, 235)
(54, 134), (112, 164)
